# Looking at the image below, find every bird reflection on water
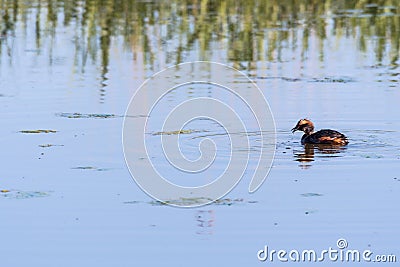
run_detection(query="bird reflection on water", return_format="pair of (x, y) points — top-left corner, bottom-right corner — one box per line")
(293, 144), (347, 169)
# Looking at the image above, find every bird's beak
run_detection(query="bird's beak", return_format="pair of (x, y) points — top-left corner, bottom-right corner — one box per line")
(291, 127), (297, 133)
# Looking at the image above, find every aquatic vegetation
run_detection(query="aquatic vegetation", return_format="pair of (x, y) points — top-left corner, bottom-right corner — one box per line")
(39, 144), (64, 148)
(71, 166), (113, 171)
(56, 112), (119, 119)
(310, 76), (356, 83)
(151, 197), (213, 206)
(19, 129), (57, 134)
(0, 190), (51, 199)
(56, 112), (147, 119)
(152, 129), (197, 135)
(123, 197), (257, 206)
(71, 166), (97, 170)
(301, 193), (324, 197)
(256, 76), (303, 82)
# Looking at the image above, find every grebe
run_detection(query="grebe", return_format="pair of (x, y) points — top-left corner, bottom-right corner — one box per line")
(291, 119), (348, 145)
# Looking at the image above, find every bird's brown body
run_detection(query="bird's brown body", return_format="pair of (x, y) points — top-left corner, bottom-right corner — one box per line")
(291, 119), (348, 146)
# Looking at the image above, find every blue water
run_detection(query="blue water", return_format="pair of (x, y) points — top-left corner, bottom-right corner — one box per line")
(1, 1), (399, 266)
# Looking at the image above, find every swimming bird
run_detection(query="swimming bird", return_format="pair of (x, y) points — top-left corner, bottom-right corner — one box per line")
(291, 119), (348, 145)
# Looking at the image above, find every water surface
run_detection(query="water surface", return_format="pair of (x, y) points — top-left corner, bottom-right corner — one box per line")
(1, 1), (399, 266)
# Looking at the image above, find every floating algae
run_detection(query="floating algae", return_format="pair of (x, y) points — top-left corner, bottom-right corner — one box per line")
(71, 166), (113, 171)
(56, 112), (119, 119)
(1, 190), (51, 199)
(152, 129), (197, 135)
(20, 130), (57, 134)
(39, 144), (64, 148)
(56, 112), (148, 119)
(301, 193), (324, 197)
(310, 76), (356, 83)
(132, 197), (259, 206)
(71, 166), (97, 170)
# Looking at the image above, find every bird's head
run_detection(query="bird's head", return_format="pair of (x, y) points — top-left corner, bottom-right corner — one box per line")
(291, 119), (314, 135)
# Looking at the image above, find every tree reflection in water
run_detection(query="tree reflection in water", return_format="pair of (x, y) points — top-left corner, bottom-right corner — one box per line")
(1, 0), (399, 71)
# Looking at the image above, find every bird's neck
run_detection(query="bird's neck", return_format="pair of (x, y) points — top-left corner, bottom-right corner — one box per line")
(303, 125), (314, 135)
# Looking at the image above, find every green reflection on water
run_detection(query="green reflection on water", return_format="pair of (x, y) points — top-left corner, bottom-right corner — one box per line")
(0, 0), (399, 70)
